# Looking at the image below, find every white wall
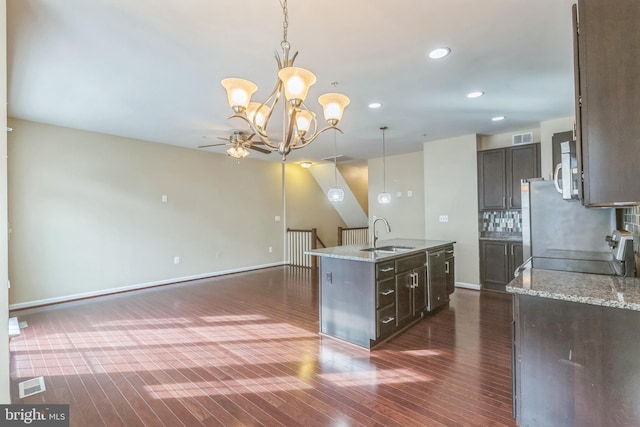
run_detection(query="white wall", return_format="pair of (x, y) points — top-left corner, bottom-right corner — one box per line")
(0, 0), (10, 403)
(368, 151), (425, 240)
(424, 134), (480, 287)
(7, 119), (343, 308)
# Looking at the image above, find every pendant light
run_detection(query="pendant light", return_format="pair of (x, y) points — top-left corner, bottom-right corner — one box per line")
(377, 126), (391, 204)
(327, 130), (344, 202)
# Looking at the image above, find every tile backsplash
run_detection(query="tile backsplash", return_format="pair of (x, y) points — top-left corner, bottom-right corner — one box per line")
(623, 206), (640, 254)
(480, 210), (522, 233)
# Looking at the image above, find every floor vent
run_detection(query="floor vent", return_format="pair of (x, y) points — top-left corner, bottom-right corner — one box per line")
(18, 376), (46, 399)
(512, 131), (533, 145)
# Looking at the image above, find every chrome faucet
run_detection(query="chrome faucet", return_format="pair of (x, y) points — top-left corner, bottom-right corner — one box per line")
(371, 216), (391, 248)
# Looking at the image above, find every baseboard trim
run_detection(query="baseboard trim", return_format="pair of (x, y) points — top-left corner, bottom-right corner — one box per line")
(455, 282), (481, 291)
(9, 262), (286, 311)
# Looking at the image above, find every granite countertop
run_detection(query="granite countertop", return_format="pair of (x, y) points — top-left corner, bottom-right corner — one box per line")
(306, 238), (455, 262)
(479, 232), (522, 242)
(507, 268), (640, 311)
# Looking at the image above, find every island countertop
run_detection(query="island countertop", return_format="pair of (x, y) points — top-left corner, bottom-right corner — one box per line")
(506, 268), (640, 311)
(306, 238), (455, 262)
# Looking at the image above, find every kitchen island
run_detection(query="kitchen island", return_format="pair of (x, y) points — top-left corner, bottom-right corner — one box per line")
(507, 269), (640, 426)
(307, 238), (455, 349)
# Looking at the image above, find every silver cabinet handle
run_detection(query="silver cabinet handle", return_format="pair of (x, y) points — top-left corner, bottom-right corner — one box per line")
(380, 267), (394, 272)
(502, 196), (506, 208)
(445, 261), (450, 274)
(504, 245), (507, 256)
(381, 317), (395, 324)
(446, 250), (454, 254)
(381, 289), (395, 296)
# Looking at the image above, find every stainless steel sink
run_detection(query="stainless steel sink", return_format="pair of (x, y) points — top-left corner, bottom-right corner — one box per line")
(360, 245), (415, 253)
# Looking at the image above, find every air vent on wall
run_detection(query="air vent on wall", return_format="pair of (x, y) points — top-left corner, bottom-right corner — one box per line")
(512, 132), (533, 146)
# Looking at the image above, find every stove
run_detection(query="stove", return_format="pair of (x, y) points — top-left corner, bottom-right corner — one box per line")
(517, 230), (636, 278)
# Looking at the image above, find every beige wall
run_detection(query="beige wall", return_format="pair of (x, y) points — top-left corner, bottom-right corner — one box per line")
(337, 161), (368, 216)
(424, 134), (480, 286)
(540, 116), (574, 179)
(478, 127), (541, 150)
(285, 163), (347, 248)
(1, 0), (10, 403)
(7, 119), (339, 308)
(368, 151), (425, 240)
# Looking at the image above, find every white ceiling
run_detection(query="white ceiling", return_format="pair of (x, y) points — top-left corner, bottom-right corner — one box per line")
(7, 0), (577, 164)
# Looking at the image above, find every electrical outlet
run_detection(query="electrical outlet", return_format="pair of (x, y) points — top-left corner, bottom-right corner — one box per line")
(507, 219), (514, 228)
(439, 215), (449, 223)
(162, 195), (168, 203)
(274, 216), (281, 222)
(268, 247), (273, 253)
(407, 190), (413, 197)
(174, 256), (180, 264)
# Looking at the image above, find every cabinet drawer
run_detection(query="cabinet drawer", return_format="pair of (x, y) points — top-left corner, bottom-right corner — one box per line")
(395, 253), (426, 273)
(376, 303), (396, 339)
(376, 261), (396, 280)
(376, 277), (395, 308)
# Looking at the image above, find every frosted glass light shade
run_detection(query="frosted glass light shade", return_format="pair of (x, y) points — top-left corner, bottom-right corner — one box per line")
(226, 145), (250, 159)
(318, 93), (350, 126)
(221, 78), (257, 113)
(246, 102), (271, 129)
(327, 187), (345, 202)
(278, 67), (316, 104)
(377, 192), (392, 204)
(295, 110), (314, 135)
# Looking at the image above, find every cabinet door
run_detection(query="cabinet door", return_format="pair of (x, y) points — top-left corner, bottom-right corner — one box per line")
(428, 251), (448, 310)
(509, 242), (524, 276)
(576, 0), (640, 206)
(480, 241), (510, 291)
(413, 267), (427, 314)
(478, 149), (507, 210)
(395, 272), (414, 326)
(507, 144), (541, 209)
(445, 255), (455, 295)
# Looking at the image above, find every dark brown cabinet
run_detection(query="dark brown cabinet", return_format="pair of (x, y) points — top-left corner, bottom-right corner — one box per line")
(319, 245), (454, 349)
(395, 253), (427, 327)
(477, 144), (541, 211)
(445, 247), (455, 295)
(573, 0), (640, 206)
(513, 294), (640, 426)
(427, 249), (448, 311)
(480, 240), (523, 292)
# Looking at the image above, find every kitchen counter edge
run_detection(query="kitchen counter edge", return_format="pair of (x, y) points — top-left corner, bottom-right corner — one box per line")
(506, 268), (640, 311)
(306, 239), (455, 263)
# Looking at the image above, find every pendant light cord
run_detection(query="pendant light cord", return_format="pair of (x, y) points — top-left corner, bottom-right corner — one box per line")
(333, 129), (338, 186)
(381, 126), (388, 192)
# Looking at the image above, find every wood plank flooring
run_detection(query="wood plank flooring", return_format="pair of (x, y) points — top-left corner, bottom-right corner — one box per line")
(9, 266), (516, 426)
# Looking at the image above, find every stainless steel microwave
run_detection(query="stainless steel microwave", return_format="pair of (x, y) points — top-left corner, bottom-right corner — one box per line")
(553, 140), (580, 200)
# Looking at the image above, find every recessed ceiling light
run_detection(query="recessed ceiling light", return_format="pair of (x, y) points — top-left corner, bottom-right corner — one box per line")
(491, 116), (506, 122)
(467, 91), (484, 99)
(428, 47), (451, 59)
(300, 161), (312, 169)
(368, 102), (382, 109)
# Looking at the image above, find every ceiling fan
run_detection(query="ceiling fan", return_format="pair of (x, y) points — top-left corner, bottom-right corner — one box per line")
(198, 130), (271, 158)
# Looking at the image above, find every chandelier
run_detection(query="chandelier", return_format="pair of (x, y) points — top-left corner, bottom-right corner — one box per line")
(220, 0), (350, 160)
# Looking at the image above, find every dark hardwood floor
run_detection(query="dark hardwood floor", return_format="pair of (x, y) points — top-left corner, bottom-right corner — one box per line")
(9, 266), (516, 426)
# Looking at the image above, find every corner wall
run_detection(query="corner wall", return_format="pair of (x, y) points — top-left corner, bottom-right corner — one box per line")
(424, 134), (480, 287)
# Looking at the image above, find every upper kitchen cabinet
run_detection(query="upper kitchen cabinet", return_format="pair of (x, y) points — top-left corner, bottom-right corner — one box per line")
(478, 144), (541, 210)
(573, 0), (640, 206)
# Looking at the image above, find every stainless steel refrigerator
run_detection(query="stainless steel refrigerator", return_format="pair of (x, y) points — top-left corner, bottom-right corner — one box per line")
(521, 179), (617, 275)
